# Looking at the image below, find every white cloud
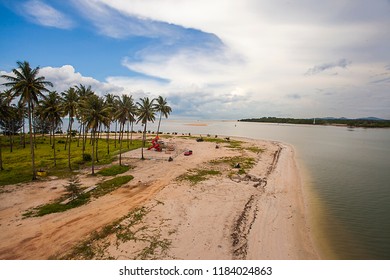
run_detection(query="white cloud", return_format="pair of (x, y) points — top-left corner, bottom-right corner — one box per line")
(21, 0), (74, 29)
(39, 65), (123, 94)
(5, 0), (390, 118)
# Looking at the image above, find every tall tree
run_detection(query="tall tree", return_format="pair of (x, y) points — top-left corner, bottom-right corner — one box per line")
(154, 95), (172, 136)
(136, 97), (156, 160)
(104, 93), (116, 155)
(114, 94), (135, 165)
(1, 61), (53, 179)
(82, 94), (110, 175)
(61, 87), (79, 170)
(40, 91), (63, 167)
(75, 84), (94, 154)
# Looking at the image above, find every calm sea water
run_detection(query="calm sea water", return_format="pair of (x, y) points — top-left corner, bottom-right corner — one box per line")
(139, 119), (390, 260)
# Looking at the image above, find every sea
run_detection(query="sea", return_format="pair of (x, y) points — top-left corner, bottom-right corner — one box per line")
(62, 118), (390, 259)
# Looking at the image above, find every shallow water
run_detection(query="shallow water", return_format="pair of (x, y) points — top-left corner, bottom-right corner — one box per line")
(140, 120), (390, 259)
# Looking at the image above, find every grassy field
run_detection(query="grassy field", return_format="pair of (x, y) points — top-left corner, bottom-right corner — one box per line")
(0, 134), (144, 186)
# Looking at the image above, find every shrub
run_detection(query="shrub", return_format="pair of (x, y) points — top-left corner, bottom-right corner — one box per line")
(83, 153), (92, 162)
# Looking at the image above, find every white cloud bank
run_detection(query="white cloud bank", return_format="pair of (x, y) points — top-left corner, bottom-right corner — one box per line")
(68, 0), (390, 119)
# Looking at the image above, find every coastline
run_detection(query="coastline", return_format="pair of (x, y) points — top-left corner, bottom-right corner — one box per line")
(0, 135), (319, 259)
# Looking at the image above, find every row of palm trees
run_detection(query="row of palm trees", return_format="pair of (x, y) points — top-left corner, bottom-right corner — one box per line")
(0, 61), (172, 179)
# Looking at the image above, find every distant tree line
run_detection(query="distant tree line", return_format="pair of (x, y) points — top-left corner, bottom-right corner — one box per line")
(238, 117), (390, 128)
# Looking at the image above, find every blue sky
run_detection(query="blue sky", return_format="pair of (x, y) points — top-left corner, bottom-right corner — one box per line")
(1, 0), (390, 119)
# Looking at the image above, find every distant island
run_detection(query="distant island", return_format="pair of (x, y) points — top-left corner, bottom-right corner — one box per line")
(238, 117), (390, 128)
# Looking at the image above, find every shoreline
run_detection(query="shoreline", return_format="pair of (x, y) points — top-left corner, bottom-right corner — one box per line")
(0, 135), (320, 259)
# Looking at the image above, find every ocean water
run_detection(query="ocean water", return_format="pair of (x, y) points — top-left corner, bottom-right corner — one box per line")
(140, 119), (390, 260)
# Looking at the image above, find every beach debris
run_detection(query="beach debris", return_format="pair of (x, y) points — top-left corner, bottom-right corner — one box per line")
(231, 195), (258, 259)
(215, 144), (220, 149)
(231, 174), (267, 189)
(184, 150), (193, 156)
(196, 137), (204, 142)
(168, 156), (173, 162)
(234, 163), (241, 168)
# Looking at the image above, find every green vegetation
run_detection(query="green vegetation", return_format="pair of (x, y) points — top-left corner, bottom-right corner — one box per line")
(239, 117), (390, 128)
(97, 165), (131, 176)
(1, 61), (173, 181)
(177, 169), (221, 184)
(210, 156), (256, 175)
(0, 136), (141, 186)
(23, 175), (133, 217)
(92, 175), (133, 198)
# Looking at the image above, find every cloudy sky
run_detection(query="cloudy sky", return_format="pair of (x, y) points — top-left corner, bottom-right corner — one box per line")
(1, 0), (390, 119)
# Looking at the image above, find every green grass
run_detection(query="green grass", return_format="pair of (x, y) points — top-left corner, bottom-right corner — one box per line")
(92, 175), (134, 198)
(210, 156), (256, 174)
(195, 136), (244, 149)
(177, 169), (221, 184)
(23, 175), (134, 218)
(0, 135), (142, 186)
(97, 165), (131, 176)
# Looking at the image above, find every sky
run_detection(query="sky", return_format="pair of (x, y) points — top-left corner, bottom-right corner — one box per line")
(1, 0), (390, 120)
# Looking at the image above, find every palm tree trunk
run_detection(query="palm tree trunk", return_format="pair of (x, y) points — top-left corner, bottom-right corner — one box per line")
(114, 121), (117, 148)
(77, 124), (82, 147)
(127, 121), (130, 149)
(0, 136), (3, 170)
(53, 127), (56, 167)
(157, 112), (162, 135)
(22, 118), (26, 148)
(96, 124), (100, 162)
(28, 102), (36, 180)
(91, 129), (95, 175)
(141, 122), (147, 160)
(130, 122), (134, 145)
(68, 119), (73, 170)
(64, 120), (71, 150)
(106, 122), (110, 155)
(119, 123), (124, 166)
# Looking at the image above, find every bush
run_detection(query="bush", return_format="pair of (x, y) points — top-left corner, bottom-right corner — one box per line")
(83, 153), (92, 162)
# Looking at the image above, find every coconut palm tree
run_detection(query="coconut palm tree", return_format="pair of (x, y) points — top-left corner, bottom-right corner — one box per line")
(61, 87), (79, 169)
(104, 93), (116, 155)
(154, 95), (172, 136)
(114, 94), (136, 165)
(1, 61), (53, 179)
(136, 97), (156, 160)
(82, 94), (110, 175)
(75, 84), (94, 153)
(39, 91), (63, 167)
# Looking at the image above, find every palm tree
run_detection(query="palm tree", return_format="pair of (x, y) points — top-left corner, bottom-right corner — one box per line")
(136, 97), (156, 160)
(114, 94), (135, 165)
(75, 84), (94, 153)
(104, 93), (116, 155)
(82, 94), (110, 175)
(1, 61), (53, 179)
(154, 95), (172, 136)
(0, 91), (11, 171)
(61, 87), (79, 170)
(40, 91), (63, 167)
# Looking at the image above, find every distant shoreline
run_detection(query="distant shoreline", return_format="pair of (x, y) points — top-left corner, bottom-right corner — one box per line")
(239, 117), (390, 128)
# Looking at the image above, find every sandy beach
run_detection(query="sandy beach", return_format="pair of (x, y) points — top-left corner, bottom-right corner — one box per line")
(0, 135), (319, 260)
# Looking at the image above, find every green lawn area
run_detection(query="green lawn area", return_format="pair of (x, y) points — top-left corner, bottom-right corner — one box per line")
(0, 134), (144, 186)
